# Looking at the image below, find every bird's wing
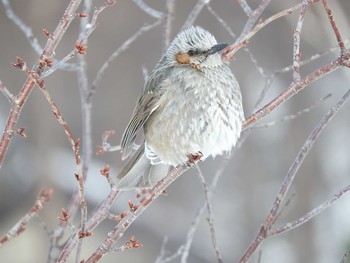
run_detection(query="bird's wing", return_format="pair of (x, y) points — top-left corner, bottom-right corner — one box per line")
(120, 60), (169, 160)
(117, 145), (147, 180)
(120, 91), (159, 159)
(117, 145), (170, 189)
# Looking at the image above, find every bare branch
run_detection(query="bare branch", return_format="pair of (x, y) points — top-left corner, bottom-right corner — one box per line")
(132, 0), (164, 19)
(0, 80), (15, 103)
(57, 186), (120, 262)
(43, 1), (116, 79)
(206, 5), (236, 38)
(253, 40), (348, 110)
(180, 157), (231, 263)
(0, 0), (83, 170)
(224, 3), (303, 59)
(41, 50), (76, 78)
(181, 0), (211, 30)
(163, 0), (175, 51)
(38, 80), (81, 164)
(85, 165), (192, 262)
(269, 184), (350, 236)
(239, 88), (350, 262)
(322, 0), (346, 52)
(293, 0), (309, 82)
(236, 0), (252, 16)
(74, 1), (94, 260)
(90, 19), (162, 97)
(1, 0), (42, 54)
(237, 0), (273, 43)
(196, 165), (223, 263)
(0, 189), (53, 247)
(1, 0), (78, 73)
(207, 4), (266, 78)
(243, 58), (341, 129)
(96, 130), (122, 155)
(253, 93), (332, 129)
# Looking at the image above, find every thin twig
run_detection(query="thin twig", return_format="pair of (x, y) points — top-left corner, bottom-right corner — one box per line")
(0, 189), (53, 247)
(196, 165), (223, 263)
(0, 80), (15, 103)
(76, 3), (91, 255)
(155, 237), (185, 263)
(239, 88), (350, 262)
(253, 40), (348, 110)
(206, 4), (236, 38)
(237, 0), (272, 43)
(321, 0), (346, 52)
(163, 0), (175, 51)
(269, 184), (350, 236)
(236, 0), (252, 16)
(0, 0), (83, 170)
(132, 0), (164, 19)
(243, 57), (341, 129)
(1, 0), (42, 54)
(90, 19), (162, 98)
(207, 4), (266, 78)
(85, 165), (191, 262)
(45, 3), (115, 262)
(57, 186), (120, 262)
(37, 76), (85, 263)
(253, 93), (332, 129)
(96, 130), (122, 155)
(38, 80), (81, 164)
(180, 157), (231, 263)
(1, 0), (77, 72)
(224, 3), (304, 60)
(293, 0), (309, 82)
(74, 0), (93, 260)
(181, 0), (211, 31)
(44, 1), (116, 80)
(41, 50), (76, 78)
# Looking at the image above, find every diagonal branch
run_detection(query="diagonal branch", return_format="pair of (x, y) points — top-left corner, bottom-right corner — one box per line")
(237, 0), (272, 43)
(0, 0), (83, 170)
(321, 0), (346, 52)
(243, 58), (341, 129)
(223, 2), (304, 60)
(90, 19), (162, 98)
(0, 80), (15, 103)
(293, 0), (309, 82)
(0, 189), (53, 247)
(85, 165), (191, 262)
(1, 0), (42, 54)
(239, 88), (350, 262)
(269, 184), (350, 236)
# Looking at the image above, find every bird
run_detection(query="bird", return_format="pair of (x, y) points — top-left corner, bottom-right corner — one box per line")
(117, 26), (244, 189)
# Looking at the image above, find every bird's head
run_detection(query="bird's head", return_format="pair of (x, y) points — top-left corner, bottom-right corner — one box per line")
(166, 26), (228, 70)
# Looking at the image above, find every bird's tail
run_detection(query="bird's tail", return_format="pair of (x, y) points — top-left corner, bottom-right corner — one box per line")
(116, 146), (169, 190)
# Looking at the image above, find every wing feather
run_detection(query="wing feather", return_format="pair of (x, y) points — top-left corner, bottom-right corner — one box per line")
(120, 59), (170, 159)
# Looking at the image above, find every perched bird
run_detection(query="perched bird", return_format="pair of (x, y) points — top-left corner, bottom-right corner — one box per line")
(117, 26), (244, 189)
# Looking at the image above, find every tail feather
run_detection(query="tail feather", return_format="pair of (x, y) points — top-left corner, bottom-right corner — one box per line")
(116, 145), (169, 190)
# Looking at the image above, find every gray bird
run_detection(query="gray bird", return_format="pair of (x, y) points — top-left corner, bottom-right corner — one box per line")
(117, 26), (244, 189)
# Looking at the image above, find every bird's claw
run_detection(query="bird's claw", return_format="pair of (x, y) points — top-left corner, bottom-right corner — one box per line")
(186, 151), (203, 166)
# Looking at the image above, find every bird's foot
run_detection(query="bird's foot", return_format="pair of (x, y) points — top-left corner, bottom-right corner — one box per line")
(186, 151), (203, 166)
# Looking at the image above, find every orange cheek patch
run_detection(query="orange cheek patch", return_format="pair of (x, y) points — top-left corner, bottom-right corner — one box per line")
(175, 52), (190, 64)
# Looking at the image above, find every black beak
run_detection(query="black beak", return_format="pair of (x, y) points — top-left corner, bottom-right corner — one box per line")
(207, 43), (228, 55)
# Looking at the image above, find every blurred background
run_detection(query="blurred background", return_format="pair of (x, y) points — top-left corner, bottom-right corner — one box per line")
(0, 0), (350, 262)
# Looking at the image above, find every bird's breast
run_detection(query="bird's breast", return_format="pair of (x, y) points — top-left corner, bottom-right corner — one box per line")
(145, 66), (243, 166)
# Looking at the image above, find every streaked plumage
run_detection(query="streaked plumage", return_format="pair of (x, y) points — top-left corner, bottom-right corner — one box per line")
(117, 26), (244, 189)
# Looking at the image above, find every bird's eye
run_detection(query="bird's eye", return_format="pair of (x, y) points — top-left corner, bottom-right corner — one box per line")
(187, 49), (196, 56)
